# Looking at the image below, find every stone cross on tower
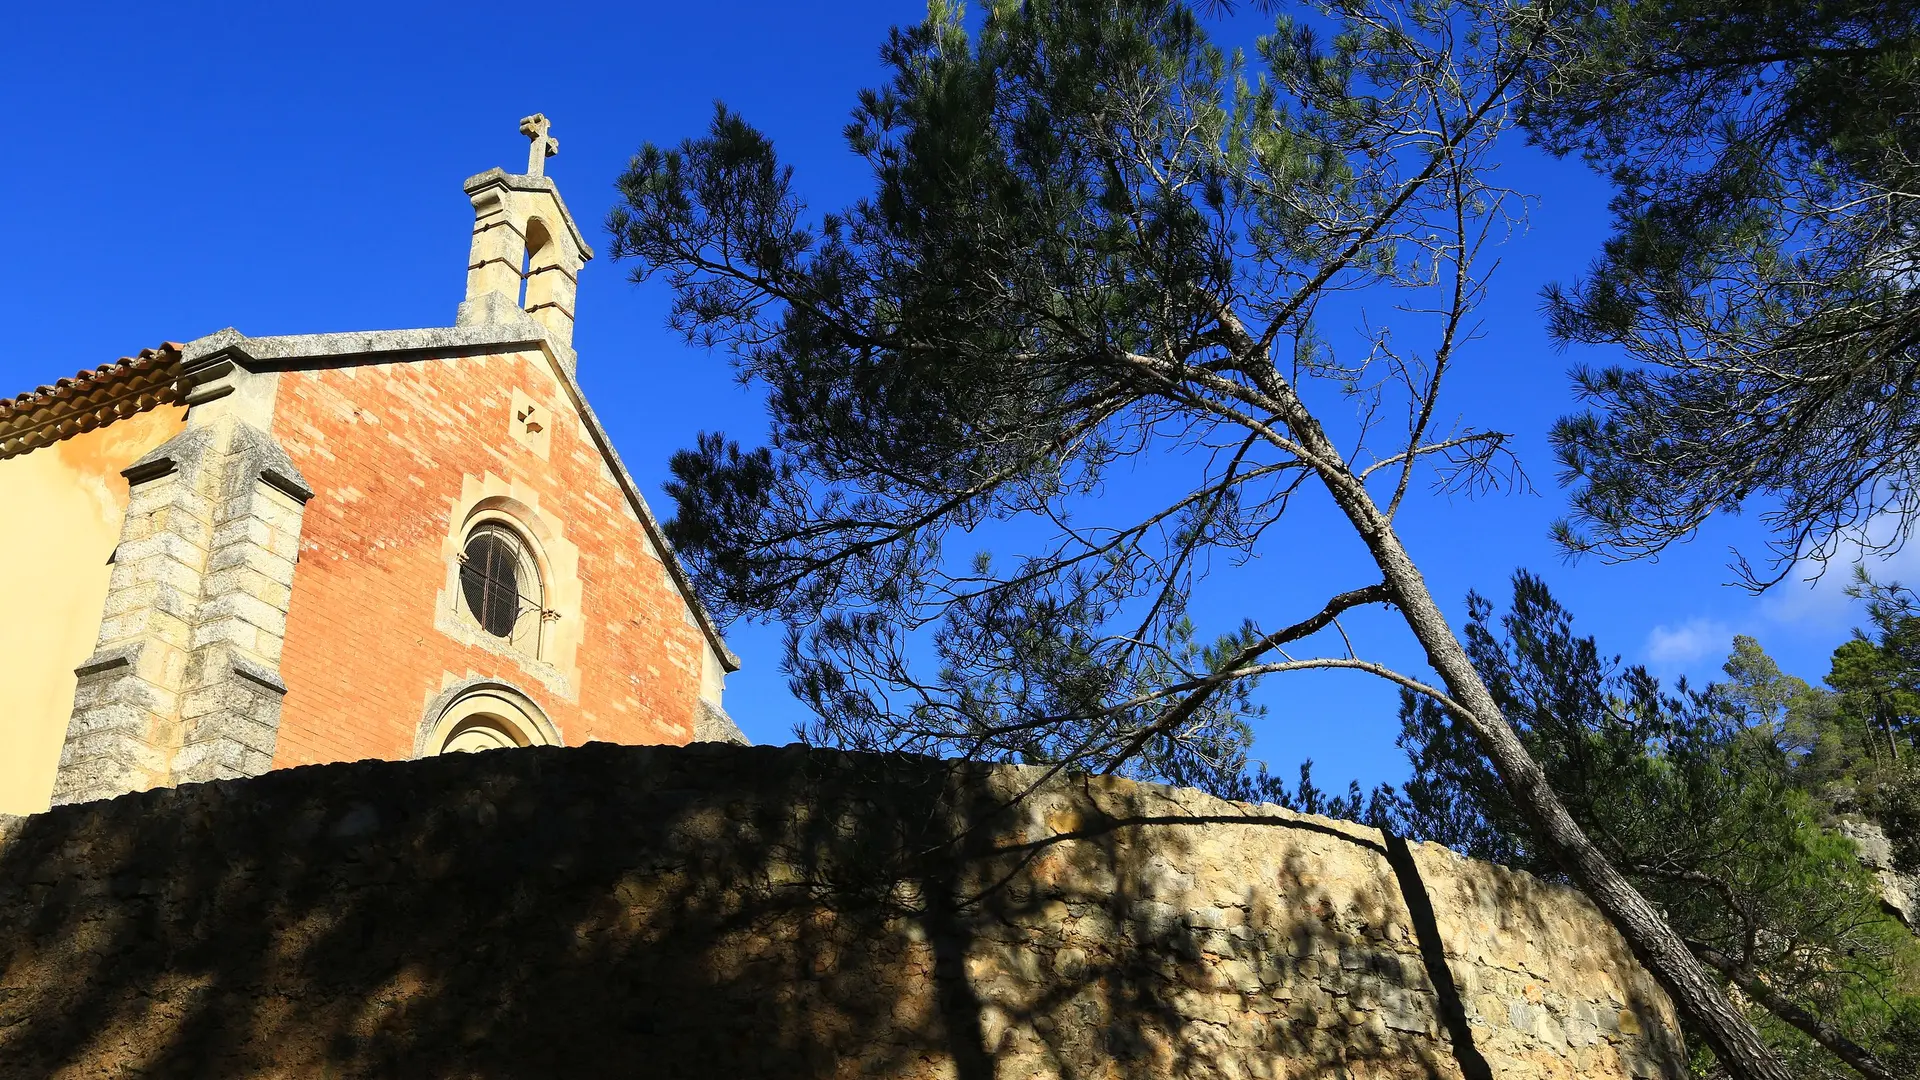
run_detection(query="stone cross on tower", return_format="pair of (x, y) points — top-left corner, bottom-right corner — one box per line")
(520, 113), (559, 178)
(460, 114), (594, 361)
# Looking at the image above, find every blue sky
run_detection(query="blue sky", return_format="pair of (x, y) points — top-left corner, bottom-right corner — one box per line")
(4, 1), (1903, 788)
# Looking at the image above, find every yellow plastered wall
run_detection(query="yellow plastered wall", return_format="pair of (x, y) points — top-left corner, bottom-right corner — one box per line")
(0, 406), (187, 814)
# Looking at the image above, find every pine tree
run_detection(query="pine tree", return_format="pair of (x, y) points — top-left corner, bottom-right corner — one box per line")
(1527, 0), (1920, 587)
(1390, 573), (1920, 1079)
(610, 2), (1796, 1074)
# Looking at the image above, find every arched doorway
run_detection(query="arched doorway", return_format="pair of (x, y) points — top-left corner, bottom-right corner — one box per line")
(416, 682), (561, 757)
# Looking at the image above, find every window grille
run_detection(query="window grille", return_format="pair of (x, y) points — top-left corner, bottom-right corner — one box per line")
(458, 524), (546, 654)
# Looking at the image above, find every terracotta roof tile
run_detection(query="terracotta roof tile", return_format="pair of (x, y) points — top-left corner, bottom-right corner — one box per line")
(0, 343), (187, 458)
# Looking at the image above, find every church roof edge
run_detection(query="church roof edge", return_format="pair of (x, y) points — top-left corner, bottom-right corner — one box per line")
(181, 323), (741, 674)
(180, 323), (549, 369)
(1, 325), (739, 673)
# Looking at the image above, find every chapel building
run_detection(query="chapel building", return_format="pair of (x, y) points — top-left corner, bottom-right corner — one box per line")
(0, 116), (741, 816)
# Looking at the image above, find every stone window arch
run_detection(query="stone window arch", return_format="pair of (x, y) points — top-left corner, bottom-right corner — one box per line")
(436, 479), (584, 700)
(417, 681), (561, 757)
(457, 520), (545, 655)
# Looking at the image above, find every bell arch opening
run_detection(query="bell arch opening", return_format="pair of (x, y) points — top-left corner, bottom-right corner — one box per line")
(520, 218), (556, 310)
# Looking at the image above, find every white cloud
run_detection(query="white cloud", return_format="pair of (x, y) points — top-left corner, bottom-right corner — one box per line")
(1628, 518), (1920, 685)
(1644, 617), (1737, 673)
(1758, 518), (1920, 630)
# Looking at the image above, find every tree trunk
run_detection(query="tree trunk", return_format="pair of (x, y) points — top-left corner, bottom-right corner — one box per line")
(1293, 442), (1794, 1079)
(1691, 944), (1897, 1080)
(1375, 526), (1791, 1078)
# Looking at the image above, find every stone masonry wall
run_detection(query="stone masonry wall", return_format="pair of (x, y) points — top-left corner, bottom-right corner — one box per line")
(0, 744), (1687, 1079)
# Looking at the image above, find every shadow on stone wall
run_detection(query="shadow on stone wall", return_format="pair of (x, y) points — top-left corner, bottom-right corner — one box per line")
(0, 743), (1685, 1079)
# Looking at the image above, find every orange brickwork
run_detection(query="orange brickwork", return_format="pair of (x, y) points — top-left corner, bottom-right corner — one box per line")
(269, 348), (708, 767)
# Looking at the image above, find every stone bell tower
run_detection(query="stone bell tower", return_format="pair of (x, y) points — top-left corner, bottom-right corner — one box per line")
(455, 114), (595, 369)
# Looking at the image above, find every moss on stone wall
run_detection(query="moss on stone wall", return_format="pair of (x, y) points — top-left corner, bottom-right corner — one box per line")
(0, 743), (1686, 1078)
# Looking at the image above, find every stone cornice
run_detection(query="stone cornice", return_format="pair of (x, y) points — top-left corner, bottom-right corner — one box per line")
(176, 323), (739, 673)
(4, 323), (739, 672)
(179, 323), (552, 371)
(460, 168), (596, 260)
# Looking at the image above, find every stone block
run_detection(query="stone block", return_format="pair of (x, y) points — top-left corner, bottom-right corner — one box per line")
(251, 491), (306, 532)
(123, 479), (209, 522)
(178, 682), (238, 723)
(198, 565), (250, 601)
(215, 491), (262, 525)
(68, 671), (172, 717)
(45, 755), (155, 805)
(205, 539), (292, 578)
(123, 552), (205, 593)
(172, 735), (274, 783)
(95, 608), (188, 651)
(100, 580), (192, 623)
(189, 615), (261, 653)
(53, 728), (169, 777)
(207, 514), (276, 555)
(58, 703), (166, 758)
(203, 567), (293, 614)
(113, 530), (208, 573)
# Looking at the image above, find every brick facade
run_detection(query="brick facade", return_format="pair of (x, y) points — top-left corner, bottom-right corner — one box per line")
(17, 325), (733, 812)
(8, 124), (736, 813)
(270, 346), (714, 767)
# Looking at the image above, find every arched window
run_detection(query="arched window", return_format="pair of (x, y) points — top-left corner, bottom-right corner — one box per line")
(434, 492), (580, 688)
(458, 523), (543, 654)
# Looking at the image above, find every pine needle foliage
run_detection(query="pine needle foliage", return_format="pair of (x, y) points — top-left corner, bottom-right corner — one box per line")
(608, 3), (1801, 1074)
(1525, 0), (1920, 587)
(1392, 572), (1920, 1079)
(610, 0), (1533, 781)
